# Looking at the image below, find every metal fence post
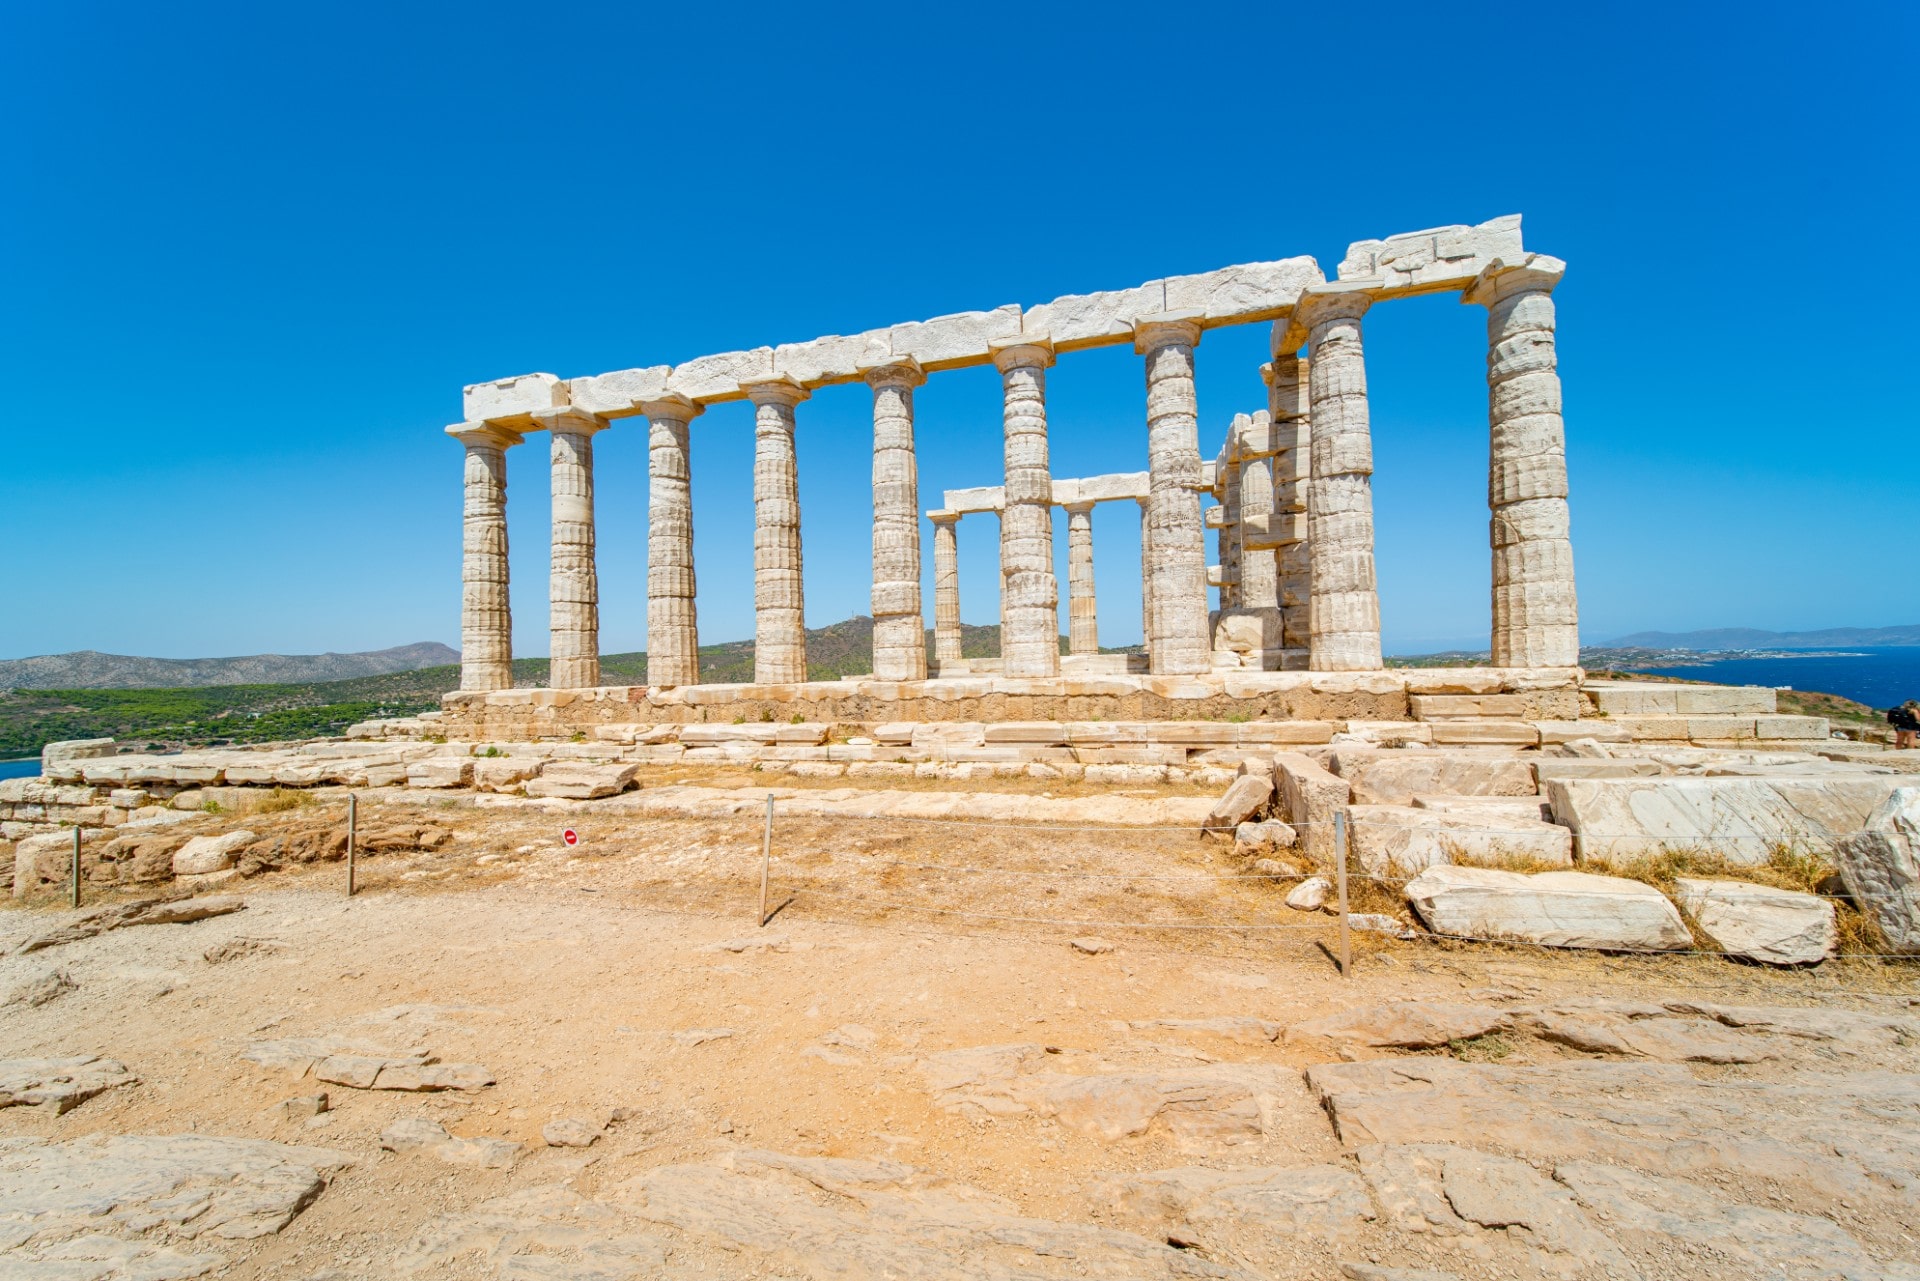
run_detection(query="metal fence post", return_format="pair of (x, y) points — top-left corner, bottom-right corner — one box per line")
(757, 794), (774, 926)
(70, 827), (82, 910)
(1335, 809), (1351, 979)
(346, 792), (357, 898)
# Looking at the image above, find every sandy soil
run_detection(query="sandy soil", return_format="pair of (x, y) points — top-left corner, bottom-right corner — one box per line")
(3, 787), (1917, 1279)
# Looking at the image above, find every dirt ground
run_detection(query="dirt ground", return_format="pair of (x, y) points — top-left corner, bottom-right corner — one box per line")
(4, 784), (1918, 1279)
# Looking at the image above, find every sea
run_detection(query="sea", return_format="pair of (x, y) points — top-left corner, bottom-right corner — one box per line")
(0, 759), (42, 781)
(1620, 646), (1920, 710)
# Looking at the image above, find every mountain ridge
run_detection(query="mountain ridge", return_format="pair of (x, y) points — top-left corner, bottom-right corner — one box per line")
(0, 643), (461, 690)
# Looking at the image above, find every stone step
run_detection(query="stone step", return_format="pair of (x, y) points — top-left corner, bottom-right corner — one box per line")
(1584, 681), (1777, 716)
(1602, 714), (1828, 744)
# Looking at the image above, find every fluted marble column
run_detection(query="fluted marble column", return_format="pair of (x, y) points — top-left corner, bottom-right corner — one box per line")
(1466, 255), (1578, 667)
(1136, 313), (1209, 675)
(1136, 497), (1153, 663)
(1297, 286), (1381, 671)
(1264, 349), (1312, 665)
(449, 422), (522, 692)
(536, 408), (607, 689)
(866, 360), (928, 681)
(1064, 501), (1098, 655)
(990, 339), (1059, 678)
(1218, 430), (1243, 610)
(744, 377), (810, 684)
(1237, 435), (1278, 613)
(930, 511), (962, 664)
(639, 395), (703, 688)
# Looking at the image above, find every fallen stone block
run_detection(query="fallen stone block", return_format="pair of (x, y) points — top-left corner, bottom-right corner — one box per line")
(523, 761), (640, 800)
(1286, 877), (1330, 910)
(1273, 753), (1349, 862)
(373, 1061), (496, 1092)
(1233, 819), (1296, 857)
(472, 758), (544, 791)
(1204, 772), (1273, 833)
(1673, 878), (1835, 965)
(1548, 775), (1906, 863)
(1329, 750), (1537, 805)
(1833, 786), (1920, 953)
(0, 1055), (137, 1112)
(1348, 805), (1572, 877)
(406, 757), (474, 788)
(1404, 865), (1691, 951)
(173, 829), (258, 876)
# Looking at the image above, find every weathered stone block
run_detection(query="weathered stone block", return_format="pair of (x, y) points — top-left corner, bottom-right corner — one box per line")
(1673, 878), (1835, 965)
(667, 348), (774, 403)
(463, 372), (566, 424)
(1405, 864), (1692, 951)
(1549, 775), (1907, 863)
(565, 365), (670, 416)
(1329, 751), (1538, 805)
(1348, 805), (1571, 877)
(1273, 753), (1349, 863)
(886, 307), (1021, 371)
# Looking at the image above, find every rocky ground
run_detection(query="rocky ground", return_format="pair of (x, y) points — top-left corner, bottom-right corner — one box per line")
(3, 787), (1919, 1280)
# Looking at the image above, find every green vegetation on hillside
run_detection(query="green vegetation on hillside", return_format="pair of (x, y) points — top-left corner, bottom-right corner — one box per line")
(0, 618), (1052, 759)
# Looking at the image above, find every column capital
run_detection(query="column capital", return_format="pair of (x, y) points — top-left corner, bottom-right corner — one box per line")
(637, 393), (706, 424)
(1131, 311), (1204, 354)
(926, 508), (961, 526)
(741, 375), (812, 408)
(531, 407), (608, 436)
(860, 357), (927, 389)
(446, 421), (524, 450)
(1061, 499), (1097, 518)
(1463, 253), (1567, 308)
(1269, 314), (1309, 359)
(989, 336), (1055, 371)
(1295, 282), (1375, 330)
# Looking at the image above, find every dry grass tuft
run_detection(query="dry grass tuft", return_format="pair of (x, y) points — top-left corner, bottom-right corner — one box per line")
(241, 788), (315, 816)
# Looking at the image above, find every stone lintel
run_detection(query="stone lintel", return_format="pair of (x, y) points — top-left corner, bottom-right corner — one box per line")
(462, 372), (567, 427)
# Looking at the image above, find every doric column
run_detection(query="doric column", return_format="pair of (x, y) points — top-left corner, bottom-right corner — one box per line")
(1136, 496), (1153, 661)
(448, 422), (522, 692)
(1264, 346), (1312, 666)
(536, 408), (607, 689)
(1466, 255), (1579, 668)
(639, 395), (703, 688)
(1064, 501), (1098, 655)
(1218, 432), (1243, 609)
(990, 338), (1059, 678)
(930, 511), (962, 664)
(865, 360), (928, 681)
(743, 377), (810, 684)
(1237, 423), (1278, 613)
(1135, 312), (1209, 675)
(1296, 285), (1381, 671)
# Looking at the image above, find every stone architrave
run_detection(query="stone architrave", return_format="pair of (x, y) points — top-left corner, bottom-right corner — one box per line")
(1296, 286), (1381, 671)
(990, 339), (1060, 678)
(1265, 350), (1312, 663)
(535, 409), (608, 689)
(639, 395), (703, 687)
(744, 377), (811, 684)
(930, 511), (962, 663)
(865, 360), (928, 681)
(1064, 501), (1098, 655)
(1465, 255), (1578, 668)
(1136, 497), (1153, 662)
(448, 423), (522, 692)
(1136, 313), (1210, 675)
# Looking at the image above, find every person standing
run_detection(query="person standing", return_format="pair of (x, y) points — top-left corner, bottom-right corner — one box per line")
(1888, 699), (1920, 750)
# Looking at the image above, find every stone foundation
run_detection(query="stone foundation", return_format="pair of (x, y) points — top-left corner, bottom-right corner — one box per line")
(435, 667), (1590, 741)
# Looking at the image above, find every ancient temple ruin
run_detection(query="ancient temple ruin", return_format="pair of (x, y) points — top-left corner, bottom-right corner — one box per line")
(446, 215), (1575, 717)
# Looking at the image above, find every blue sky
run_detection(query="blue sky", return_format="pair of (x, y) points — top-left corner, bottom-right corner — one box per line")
(1, 1), (1912, 661)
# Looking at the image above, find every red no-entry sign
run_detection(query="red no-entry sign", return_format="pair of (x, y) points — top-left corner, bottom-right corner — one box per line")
(562, 828), (579, 847)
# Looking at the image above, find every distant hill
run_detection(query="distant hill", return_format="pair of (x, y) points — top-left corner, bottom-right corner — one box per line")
(1602, 625), (1920, 650)
(0, 642), (461, 690)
